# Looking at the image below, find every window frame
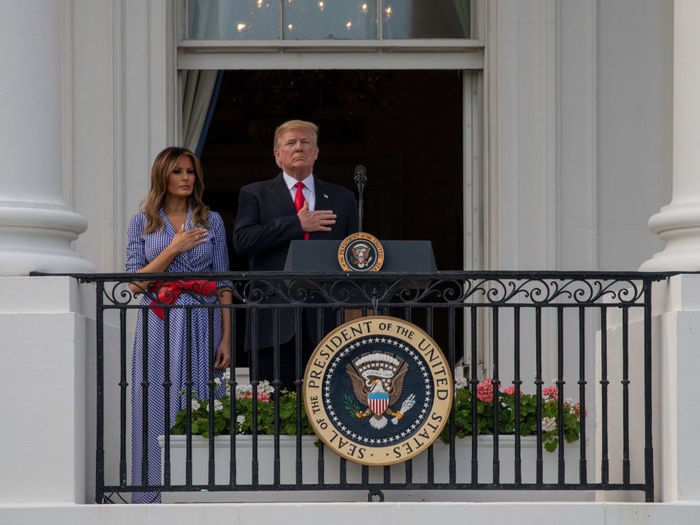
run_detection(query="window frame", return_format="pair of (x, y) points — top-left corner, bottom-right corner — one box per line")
(173, 0), (487, 374)
(183, 0), (479, 42)
(177, 0), (485, 70)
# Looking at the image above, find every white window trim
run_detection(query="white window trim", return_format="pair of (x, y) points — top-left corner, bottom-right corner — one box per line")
(177, 39), (484, 70)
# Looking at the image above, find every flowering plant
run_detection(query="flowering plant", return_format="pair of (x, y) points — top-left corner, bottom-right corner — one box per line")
(170, 372), (582, 452)
(170, 371), (312, 438)
(442, 378), (583, 452)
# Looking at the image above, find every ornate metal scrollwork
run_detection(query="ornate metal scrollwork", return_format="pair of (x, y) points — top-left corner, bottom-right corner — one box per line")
(95, 273), (646, 308)
(102, 281), (144, 305)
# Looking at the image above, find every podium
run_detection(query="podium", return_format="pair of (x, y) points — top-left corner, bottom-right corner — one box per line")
(282, 238), (437, 341)
(250, 240), (437, 351)
(284, 240), (437, 273)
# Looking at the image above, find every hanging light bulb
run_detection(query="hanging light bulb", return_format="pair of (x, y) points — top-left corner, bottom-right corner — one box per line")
(288, 23), (294, 31)
(256, 0), (263, 8)
(236, 22), (247, 32)
(385, 6), (392, 18)
(361, 3), (368, 14)
(345, 20), (352, 30)
(318, 1), (325, 11)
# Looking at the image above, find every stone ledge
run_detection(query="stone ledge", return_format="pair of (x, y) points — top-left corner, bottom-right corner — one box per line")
(2, 502), (700, 525)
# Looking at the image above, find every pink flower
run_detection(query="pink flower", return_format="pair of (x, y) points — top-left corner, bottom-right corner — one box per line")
(240, 392), (271, 403)
(476, 378), (494, 403)
(503, 385), (523, 397)
(542, 386), (558, 401)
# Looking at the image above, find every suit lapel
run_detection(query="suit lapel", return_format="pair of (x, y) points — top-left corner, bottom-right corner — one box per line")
(272, 173), (297, 216)
(310, 178), (336, 240)
(314, 178), (334, 211)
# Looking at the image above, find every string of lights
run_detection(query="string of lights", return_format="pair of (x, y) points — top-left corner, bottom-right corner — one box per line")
(187, 1), (470, 41)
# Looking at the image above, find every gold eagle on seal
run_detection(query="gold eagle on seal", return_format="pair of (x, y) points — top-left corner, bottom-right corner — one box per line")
(346, 351), (416, 430)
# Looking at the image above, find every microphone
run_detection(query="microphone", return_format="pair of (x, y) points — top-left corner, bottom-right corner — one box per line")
(353, 165), (367, 232)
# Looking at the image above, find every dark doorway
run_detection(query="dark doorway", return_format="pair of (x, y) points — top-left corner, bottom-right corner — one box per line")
(200, 70), (464, 362)
(200, 70), (463, 270)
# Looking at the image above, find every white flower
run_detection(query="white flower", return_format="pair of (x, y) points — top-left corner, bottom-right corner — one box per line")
(236, 414), (246, 433)
(235, 383), (253, 400)
(214, 399), (223, 411)
(541, 416), (556, 432)
(214, 377), (222, 387)
(258, 380), (275, 394)
(454, 377), (468, 390)
(223, 368), (231, 380)
(191, 399), (201, 411)
(564, 398), (576, 413)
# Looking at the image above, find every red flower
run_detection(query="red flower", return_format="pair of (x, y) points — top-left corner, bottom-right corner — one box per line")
(240, 392), (271, 403)
(477, 378), (494, 403)
(542, 386), (558, 401)
(503, 385), (524, 397)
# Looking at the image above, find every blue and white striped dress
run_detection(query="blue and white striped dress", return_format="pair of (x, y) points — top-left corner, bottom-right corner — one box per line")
(126, 208), (229, 503)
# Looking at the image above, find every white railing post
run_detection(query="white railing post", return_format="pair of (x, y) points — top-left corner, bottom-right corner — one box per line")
(657, 274), (700, 501)
(0, 276), (87, 503)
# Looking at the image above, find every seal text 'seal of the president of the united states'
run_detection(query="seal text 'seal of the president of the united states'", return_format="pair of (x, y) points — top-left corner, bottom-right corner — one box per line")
(303, 316), (453, 466)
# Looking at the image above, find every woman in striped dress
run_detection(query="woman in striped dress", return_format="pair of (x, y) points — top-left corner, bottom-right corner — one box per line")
(126, 147), (231, 503)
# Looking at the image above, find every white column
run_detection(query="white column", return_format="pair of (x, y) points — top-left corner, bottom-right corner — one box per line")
(0, 0), (93, 274)
(642, 0), (700, 271)
(658, 275), (700, 501)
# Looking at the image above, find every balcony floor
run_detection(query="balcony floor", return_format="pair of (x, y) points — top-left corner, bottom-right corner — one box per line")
(2, 501), (700, 525)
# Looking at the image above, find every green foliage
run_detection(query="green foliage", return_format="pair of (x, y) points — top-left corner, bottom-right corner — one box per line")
(171, 389), (313, 437)
(344, 394), (363, 418)
(441, 385), (581, 453)
(170, 380), (582, 453)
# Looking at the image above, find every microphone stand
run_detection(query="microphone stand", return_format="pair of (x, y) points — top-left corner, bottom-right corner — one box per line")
(354, 165), (367, 232)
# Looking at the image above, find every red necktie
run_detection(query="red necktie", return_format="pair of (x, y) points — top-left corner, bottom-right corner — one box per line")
(294, 181), (309, 240)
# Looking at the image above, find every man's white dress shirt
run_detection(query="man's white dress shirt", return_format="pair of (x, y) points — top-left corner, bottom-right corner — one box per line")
(283, 172), (316, 211)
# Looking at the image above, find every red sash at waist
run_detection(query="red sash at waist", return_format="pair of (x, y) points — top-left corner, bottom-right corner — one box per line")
(149, 280), (217, 320)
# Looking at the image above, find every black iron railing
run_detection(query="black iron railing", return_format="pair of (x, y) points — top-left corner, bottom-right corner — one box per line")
(38, 271), (664, 502)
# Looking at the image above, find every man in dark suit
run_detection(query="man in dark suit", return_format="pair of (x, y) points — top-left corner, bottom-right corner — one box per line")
(233, 120), (358, 387)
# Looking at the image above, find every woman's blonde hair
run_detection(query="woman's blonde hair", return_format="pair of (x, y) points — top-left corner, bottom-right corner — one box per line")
(141, 147), (209, 233)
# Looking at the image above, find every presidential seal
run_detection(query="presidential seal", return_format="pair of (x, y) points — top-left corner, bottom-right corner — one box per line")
(303, 316), (453, 466)
(337, 232), (384, 272)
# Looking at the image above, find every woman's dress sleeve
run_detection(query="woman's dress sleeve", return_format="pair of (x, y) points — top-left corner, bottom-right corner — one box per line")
(126, 213), (147, 272)
(209, 212), (231, 289)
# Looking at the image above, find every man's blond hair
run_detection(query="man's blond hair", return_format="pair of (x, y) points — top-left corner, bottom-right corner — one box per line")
(273, 120), (319, 150)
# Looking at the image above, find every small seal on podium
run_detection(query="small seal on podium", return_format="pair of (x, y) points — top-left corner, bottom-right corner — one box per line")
(303, 316), (453, 466)
(337, 232), (384, 272)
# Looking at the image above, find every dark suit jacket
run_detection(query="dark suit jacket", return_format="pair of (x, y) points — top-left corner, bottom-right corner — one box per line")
(233, 174), (358, 348)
